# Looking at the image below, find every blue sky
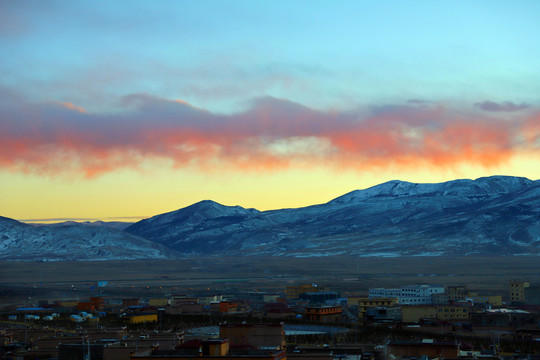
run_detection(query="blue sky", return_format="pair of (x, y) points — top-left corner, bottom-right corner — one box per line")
(3, 1), (539, 112)
(1, 1), (540, 220)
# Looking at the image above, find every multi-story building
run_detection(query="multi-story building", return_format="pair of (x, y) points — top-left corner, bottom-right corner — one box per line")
(401, 305), (438, 323)
(365, 306), (401, 322)
(401, 305), (470, 322)
(431, 293), (449, 305)
(348, 297), (398, 319)
(286, 284), (328, 300)
(305, 305), (342, 323)
(510, 280), (530, 304)
(446, 286), (469, 302)
(436, 305), (469, 321)
(369, 285), (444, 305)
(469, 294), (503, 307)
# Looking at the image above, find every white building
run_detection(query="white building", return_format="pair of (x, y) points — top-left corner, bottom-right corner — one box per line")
(369, 285), (444, 305)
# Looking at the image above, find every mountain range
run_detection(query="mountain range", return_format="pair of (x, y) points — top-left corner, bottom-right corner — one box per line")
(2, 176), (540, 261)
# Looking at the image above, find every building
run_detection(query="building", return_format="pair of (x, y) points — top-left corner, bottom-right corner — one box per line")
(168, 303), (204, 315)
(470, 309), (539, 327)
(299, 291), (338, 304)
(401, 305), (470, 323)
(348, 297), (398, 319)
(172, 296), (200, 306)
(242, 291), (273, 307)
(387, 339), (460, 359)
(286, 284), (318, 300)
(122, 298), (141, 307)
(436, 305), (470, 321)
(431, 293), (449, 305)
(125, 313), (158, 323)
(510, 280), (530, 304)
(470, 294), (503, 307)
(219, 323), (286, 350)
(369, 285), (444, 305)
(149, 298), (169, 307)
(130, 342), (286, 360)
(264, 303), (296, 319)
(305, 305), (342, 323)
(446, 286), (469, 302)
(401, 306), (438, 323)
(210, 301), (238, 313)
(365, 306), (401, 322)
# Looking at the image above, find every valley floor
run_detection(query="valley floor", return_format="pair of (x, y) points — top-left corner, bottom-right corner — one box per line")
(1, 256), (539, 303)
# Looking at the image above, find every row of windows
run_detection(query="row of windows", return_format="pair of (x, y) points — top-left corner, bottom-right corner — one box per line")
(438, 308), (467, 313)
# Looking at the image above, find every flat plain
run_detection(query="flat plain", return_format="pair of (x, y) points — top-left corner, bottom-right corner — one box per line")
(1, 256), (539, 304)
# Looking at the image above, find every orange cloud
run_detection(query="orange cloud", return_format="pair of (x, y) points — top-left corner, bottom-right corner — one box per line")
(0, 92), (538, 177)
(58, 101), (87, 113)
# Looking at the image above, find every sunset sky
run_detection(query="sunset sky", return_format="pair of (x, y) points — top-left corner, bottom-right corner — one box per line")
(1, 1), (540, 222)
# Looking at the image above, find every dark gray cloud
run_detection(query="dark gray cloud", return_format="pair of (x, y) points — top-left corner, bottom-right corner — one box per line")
(407, 99), (432, 104)
(474, 100), (530, 112)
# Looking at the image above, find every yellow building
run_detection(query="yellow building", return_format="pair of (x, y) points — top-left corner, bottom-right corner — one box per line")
(470, 295), (503, 307)
(286, 284), (318, 300)
(510, 280), (530, 303)
(401, 306), (437, 323)
(348, 297), (398, 319)
(149, 298), (169, 307)
(127, 313), (158, 323)
(436, 305), (469, 321)
(446, 286), (469, 302)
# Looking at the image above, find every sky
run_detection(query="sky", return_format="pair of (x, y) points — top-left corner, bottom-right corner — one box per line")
(1, 0), (540, 222)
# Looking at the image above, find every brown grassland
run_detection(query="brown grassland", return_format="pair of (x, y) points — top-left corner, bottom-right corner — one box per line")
(1, 256), (540, 303)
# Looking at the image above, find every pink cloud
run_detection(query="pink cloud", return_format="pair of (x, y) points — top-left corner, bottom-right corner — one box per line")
(0, 90), (538, 177)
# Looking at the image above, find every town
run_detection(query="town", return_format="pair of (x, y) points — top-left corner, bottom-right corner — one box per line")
(2, 278), (540, 360)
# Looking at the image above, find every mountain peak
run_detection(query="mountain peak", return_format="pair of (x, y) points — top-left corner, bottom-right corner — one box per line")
(328, 176), (538, 204)
(328, 180), (425, 204)
(472, 175), (535, 192)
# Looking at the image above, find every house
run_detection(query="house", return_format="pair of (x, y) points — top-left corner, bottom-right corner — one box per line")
(305, 305), (342, 323)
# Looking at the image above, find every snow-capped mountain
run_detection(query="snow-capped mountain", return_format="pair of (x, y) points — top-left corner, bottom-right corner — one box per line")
(3, 175), (540, 261)
(0, 216), (177, 261)
(125, 200), (261, 254)
(126, 176), (540, 257)
(33, 220), (134, 231)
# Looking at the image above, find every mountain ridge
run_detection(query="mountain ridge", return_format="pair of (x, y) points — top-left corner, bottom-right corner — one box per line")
(125, 175), (540, 257)
(2, 175), (540, 261)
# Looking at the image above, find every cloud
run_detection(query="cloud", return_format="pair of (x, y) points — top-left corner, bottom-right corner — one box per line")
(0, 89), (538, 177)
(474, 100), (530, 112)
(407, 99), (432, 104)
(58, 102), (87, 113)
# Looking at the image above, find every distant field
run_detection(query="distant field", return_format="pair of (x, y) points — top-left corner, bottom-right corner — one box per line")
(1, 256), (539, 302)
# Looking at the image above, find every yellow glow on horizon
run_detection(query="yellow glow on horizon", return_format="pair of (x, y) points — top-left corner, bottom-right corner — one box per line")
(2, 152), (540, 223)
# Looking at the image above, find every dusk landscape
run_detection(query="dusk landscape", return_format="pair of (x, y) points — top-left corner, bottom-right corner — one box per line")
(2, 1), (540, 359)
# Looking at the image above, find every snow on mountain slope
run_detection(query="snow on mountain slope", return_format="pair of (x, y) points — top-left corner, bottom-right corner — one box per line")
(126, 176), (540, 257)
(329, 176), (535, 204)
(0, 217), (177, 261)
(125, 200), (261, 251)
(3, 176), (540, 261)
